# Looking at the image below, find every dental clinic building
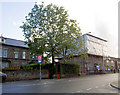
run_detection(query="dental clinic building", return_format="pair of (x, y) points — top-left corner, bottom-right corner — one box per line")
(59, 33), (118, 73)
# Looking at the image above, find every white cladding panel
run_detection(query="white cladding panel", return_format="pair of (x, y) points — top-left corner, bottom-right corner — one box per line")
(86, 35), (107, 56)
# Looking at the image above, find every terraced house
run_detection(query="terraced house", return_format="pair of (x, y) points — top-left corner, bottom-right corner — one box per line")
(0, 36), (32, 69)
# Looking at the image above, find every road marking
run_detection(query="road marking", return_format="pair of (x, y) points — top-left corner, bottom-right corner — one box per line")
(76, 91), (81, 93)
(36, 80), (39, 81)
(56, 79), (64, 81)
(68, 80), (72, 82)
(86, 88), (92, 90)
(95, 86), (98, 88)
(70, 92), (75, 94)
(60, 79), (64, 81)
(56, 80), (60, 81)
(21, 84), (34, 87)
(43, 82), (47, 85)
(20, 83), (46, 87)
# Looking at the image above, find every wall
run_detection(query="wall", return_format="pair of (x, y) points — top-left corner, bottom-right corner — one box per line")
(59, 54), (119, 74)
(2, 44), (32, 67)
(4, 69), (48, 81)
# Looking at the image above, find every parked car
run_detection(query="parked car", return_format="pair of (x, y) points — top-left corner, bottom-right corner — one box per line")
(29, 60), (37, 64)
(0, 72), (7, 82)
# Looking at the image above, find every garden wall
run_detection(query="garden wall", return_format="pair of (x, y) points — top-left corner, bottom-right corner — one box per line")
(4, 69), (48, 82)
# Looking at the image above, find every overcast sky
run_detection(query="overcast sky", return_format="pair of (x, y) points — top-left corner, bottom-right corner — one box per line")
(0, 0), (119, 58)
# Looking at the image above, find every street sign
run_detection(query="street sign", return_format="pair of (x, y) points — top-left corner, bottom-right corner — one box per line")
(38, 55), (42, 80)
(96, 66), (100, 70)
(38, 55), (42, 63)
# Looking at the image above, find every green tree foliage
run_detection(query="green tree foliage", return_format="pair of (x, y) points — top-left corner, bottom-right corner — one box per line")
(20, 2), (87, 64)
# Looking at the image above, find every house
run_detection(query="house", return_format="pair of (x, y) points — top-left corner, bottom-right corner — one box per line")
(0, 36), (32, 69)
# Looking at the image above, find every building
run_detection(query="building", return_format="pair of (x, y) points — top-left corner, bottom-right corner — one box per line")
(82, 33), (107, 72)
(82, 33), (118, 72)
(0, 34), (118, 73)
(59, 33), (118, 73)
(0, 36), (31, 69)
(82, 33), (108, 56)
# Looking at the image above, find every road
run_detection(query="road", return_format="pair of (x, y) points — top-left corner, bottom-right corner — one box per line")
(2, 73), (119, 94)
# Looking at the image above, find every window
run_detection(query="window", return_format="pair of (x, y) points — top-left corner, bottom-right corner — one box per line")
(4, 49), (7, 57)
(14, 64), (19, 66)
(2, 62), (9, 69)
(23, 52), (26, 59)
(14, 51), (18, 58)
(22, 62), (26, 65)
(0, 49), (2, 57)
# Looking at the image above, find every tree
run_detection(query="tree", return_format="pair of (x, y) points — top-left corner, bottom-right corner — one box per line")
(20, 2), (87, 65)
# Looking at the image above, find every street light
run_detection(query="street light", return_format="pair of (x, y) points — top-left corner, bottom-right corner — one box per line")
(102, 45), (105, 72)
(102, 43), (107, 72)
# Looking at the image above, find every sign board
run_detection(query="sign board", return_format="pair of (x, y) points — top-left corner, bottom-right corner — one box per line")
(105, 68), (108, 70)
(5, 66), (20, 70)
(96, 66), (100, 70)
(38, 55), (42, 63)
(85, 64), (87, 68)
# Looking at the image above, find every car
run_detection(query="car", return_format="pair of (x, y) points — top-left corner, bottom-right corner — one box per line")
(29, 60), (37, 64)
(0, 72), (7, 82)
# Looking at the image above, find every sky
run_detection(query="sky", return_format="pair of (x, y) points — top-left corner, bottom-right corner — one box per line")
(0, 0), (119, 58)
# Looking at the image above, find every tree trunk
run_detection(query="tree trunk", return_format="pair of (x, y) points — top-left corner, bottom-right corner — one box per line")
(65, 46), (67, 56)
(63, 49), (65, 64)
(52, 49), (54, 65)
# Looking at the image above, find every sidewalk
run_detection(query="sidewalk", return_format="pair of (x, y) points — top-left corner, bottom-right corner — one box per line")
(110, 81), (120, 90)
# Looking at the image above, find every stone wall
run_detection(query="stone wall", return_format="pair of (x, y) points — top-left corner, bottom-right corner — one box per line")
(4, 69), (48, 81)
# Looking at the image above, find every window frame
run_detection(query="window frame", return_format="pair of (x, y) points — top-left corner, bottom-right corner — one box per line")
(22, 51), (26, 59)
(3, 49), (7, 57)
(14, 51), (19, 58)
(0, 48), (2, 57)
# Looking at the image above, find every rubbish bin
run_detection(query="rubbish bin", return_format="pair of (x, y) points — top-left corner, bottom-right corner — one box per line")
(57, 72), (60, 79)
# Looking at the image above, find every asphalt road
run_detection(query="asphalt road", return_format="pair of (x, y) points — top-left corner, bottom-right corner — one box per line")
(2, 73), (119, 94)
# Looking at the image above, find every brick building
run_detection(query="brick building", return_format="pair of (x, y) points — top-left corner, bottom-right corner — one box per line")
(0, 36), (32, 69)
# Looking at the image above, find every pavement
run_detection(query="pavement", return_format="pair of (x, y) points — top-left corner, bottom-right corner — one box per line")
(110, 81), (120, 90)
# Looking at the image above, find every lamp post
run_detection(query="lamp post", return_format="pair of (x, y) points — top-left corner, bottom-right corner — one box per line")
(102, 45), (106, 72)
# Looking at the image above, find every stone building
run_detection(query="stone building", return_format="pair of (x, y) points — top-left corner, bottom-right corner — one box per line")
(0, 36), (32, 69)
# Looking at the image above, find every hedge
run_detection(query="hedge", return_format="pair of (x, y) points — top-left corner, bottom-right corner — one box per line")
(20, 63), (80, 75)
(61, 64), (80, 74)
(20, 63), (56, 73)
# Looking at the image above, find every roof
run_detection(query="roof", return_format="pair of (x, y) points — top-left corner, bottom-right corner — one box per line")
(83, 33), (107, 42)
(0, 36), (28, 48)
